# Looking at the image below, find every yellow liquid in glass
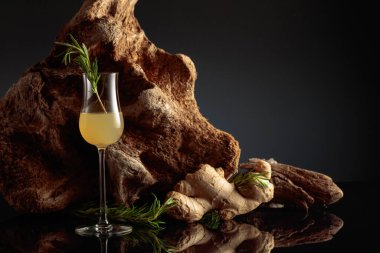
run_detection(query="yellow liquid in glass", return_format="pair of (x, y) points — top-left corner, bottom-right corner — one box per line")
(79, 112), (124, 148)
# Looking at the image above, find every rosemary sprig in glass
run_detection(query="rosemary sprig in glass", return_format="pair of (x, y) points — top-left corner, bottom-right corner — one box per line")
(55, 34), (107, 113)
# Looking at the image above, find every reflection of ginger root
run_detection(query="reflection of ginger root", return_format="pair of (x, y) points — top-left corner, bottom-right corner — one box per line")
(167, 221), (274, 253)
(166, 164), (274, 222)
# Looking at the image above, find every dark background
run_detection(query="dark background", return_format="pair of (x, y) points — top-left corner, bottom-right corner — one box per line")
(0, 0), (376, 182)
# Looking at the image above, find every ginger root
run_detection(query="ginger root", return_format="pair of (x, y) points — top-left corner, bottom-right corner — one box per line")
(166, 164), (274, 222)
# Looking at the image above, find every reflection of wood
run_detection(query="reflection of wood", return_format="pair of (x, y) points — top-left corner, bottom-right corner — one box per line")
(0, 210), (343, 252)
(274, 213), (343, 247)
(0, 214), (115, 252)
(241, 209), (344, 247)
(0, 215), (75, 253)
(269, 159), (344, 210)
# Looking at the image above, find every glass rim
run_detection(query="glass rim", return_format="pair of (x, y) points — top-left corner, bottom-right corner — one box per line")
(82, 72), (118, 76)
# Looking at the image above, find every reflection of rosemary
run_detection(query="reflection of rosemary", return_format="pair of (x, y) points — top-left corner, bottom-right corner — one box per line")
(55, 34), (107, 113)
(125, 228), (174, 253)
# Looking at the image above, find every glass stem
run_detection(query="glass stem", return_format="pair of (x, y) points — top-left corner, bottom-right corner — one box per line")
(98, 147), (109, 228)
(99, 237), (108, 253)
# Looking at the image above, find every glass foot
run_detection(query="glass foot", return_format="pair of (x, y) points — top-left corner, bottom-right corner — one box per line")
(75, 224), (132, 237)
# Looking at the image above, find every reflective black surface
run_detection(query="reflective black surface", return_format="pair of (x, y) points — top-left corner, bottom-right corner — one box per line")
(0, 183), (376, 252)
(274, 182), (377, 252)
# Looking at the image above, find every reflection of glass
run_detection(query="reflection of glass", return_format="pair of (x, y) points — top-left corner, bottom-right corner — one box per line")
(99, 236), (108, 253)
(75, 72), (132, 237)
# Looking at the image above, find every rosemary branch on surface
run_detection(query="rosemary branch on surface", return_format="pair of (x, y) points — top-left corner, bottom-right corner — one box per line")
(74, 195), (176, 230)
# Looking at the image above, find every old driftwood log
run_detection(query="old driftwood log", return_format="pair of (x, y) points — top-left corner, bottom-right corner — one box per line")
(241, 158), (343, 210)
(271, 159), (343, 210)
(0, 0), (240, 212)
